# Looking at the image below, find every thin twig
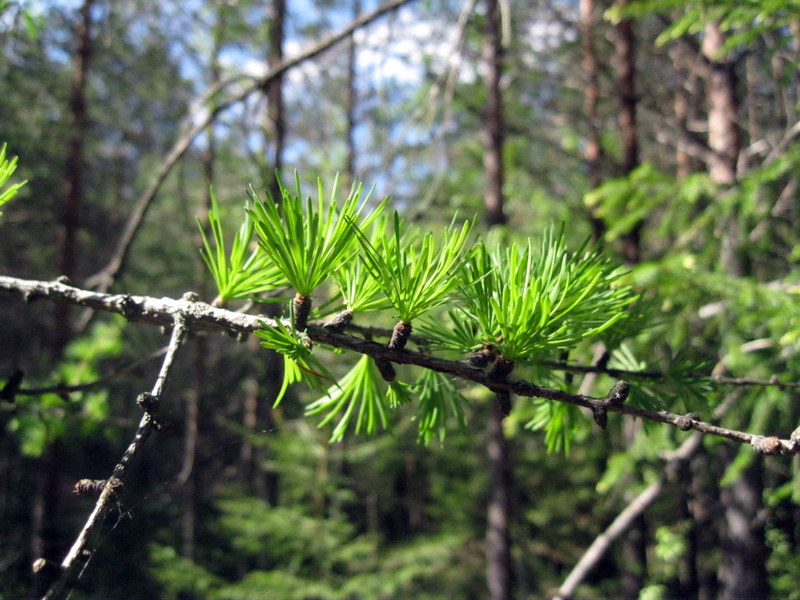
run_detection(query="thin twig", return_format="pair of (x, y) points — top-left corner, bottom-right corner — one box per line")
(41, 314), (188, 600)
(3, 275), (799, 456)
(542, 360), (800, 389)
(551, 394), (736, 600)
(10, 347), (168, 399)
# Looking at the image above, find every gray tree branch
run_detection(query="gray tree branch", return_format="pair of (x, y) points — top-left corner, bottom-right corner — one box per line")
(41, 314), (189, 600)
(2, 274), (799, 456)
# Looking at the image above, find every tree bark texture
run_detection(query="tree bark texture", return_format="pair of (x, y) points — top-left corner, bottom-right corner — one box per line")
(481, 1), (513, 596)
(344, 0), (361, 190)
(719, 455), (769, 599)
(481, 0), (506, 227)
(702, 22), (741, 188)
(33, 2), (94, 595)
(486, 401), (513, 600)
(265, 0), (286, 201)
(613, 0), (641, 264)
(702, 24), (767, 597)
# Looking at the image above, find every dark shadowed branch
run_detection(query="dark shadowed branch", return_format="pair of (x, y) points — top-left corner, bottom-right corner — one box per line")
(40, 314), (189, 600)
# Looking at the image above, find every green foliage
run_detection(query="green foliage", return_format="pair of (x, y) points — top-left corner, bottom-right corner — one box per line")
(0, 142), (26, 217)
(354, 211), (475, 324)
(767, 526), (800, 599)
(413, 369), (469, 445)
(331, 214), (394, 314)
(305, 354), (389, 441)
(7, 318), (124, 456)
(524, 400), (585, 454)
(149, 544), (223, 599)
(254, 318), (334, 404)
(584, 164), (714, 248)
(605, 0), (800, 51)
(248, 173), (387, 299)
(457, 226), (639, 362)
(197, 188), (286, 303)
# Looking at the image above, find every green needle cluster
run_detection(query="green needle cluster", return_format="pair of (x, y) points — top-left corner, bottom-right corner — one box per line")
(198, 176), (643, 445)
(198, 189), (285, 305)
(0, 143), (26, 218)
(459, 226), (639, 364)
(248, 173), (386, 328)
(355, 212), (475, 329)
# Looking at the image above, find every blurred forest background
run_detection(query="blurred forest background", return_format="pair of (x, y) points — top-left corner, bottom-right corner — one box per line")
(1, 0), (800, 598)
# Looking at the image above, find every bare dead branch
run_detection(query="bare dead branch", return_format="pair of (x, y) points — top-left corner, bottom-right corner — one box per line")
(41, 314), (188, 600)
(3, 275), (800, 457)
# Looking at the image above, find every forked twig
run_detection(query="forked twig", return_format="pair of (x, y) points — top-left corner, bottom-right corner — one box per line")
(40, 315), (188, 600)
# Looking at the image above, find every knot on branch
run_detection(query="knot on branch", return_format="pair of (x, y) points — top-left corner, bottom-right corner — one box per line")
(119, 294), (142, 319)
(293, 293), (312, 332)
(676, 413), (700, 431)
(32, 557), (61, 579)
(136, 392), (159, 414)
(322, 309), (353, 333)
(592, 406), (608, 429)
(606, 381), (630, 405)
(1, 369), (24, 403)
(73, 477), (123, 501)
(750, 435), (782, 455)
(462, 345), (496, 369)
(375, 357), (396, 382)
(496, 390), (512, 417)
(487, 355), (515, 381)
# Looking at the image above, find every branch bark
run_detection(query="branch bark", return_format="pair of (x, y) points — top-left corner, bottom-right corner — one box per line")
(41, 314), (189, 600)
(3, 275), (799, 456)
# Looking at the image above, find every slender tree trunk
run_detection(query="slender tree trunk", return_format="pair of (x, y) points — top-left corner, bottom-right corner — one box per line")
(481, 3), (513, 597)
(718, 449), (769, 599)
(481, 0), (506, 227)
(613, 0), (641, 264)
(486, 401), (513, 600)
(344, 0), (361, 190)
(32, 3), (94, 595)
(265, 0), (286, 200)
(703, 22), (768, 600)
(580, 0), (606, 241)
(702, 22), (740, 188)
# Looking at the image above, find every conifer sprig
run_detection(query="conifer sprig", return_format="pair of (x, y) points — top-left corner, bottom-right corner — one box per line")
(354, 211), (475, 344)
(248, 174), (387, 329)
(459, 226), (639, 363)
(197, 189), (285, 304)
(0, 143), (27, 217)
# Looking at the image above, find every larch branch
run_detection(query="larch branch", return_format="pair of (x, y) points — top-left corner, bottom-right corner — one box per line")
(3, 275), (799, 456)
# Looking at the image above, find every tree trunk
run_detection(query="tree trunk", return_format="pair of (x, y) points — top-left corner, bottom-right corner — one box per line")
(580, 0), (606, 241)
(719, 453), (769, 600)
(486, 401), (513, 600)
(702, 22), (740, 188)
(32, 3), (94, 595)
(481, 0), (506, 227)
(614, 0), (641, 264)
(344, 0), (361, 190)
(481, 3), (513, 597)
(265, 0), (286, 200)
(702, 22), (768, 599)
